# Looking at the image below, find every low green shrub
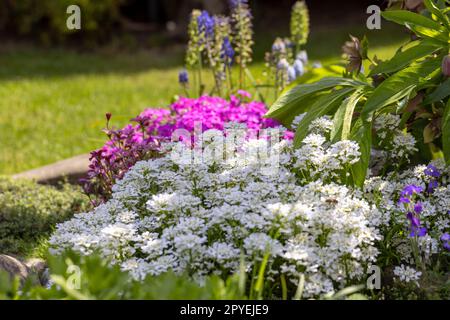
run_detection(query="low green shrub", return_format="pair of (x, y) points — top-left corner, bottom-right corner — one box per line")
(0, 178), (90, 255)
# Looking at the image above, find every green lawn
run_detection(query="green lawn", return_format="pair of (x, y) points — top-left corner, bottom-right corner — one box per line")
(0, 23), (409, 174)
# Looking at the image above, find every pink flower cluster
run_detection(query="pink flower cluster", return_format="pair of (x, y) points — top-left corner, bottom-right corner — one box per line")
(83, 93), (287, 202)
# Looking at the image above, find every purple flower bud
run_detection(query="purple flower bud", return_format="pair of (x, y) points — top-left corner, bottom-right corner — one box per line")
(442, 54), (450, 77)
(401, 185), (424, 197)
(427, 180), (438, 193)
(277, 58), (289, 71)
(296, 50), (308, 65)
(407, 212), (421, 227)
(272, 39), (286, 53)
(441, 233), (450, 251)
(105, 113), (112, 122)
(178, 70), (189, 84)
(410, 227), (427, 238)
(424, 164), (440, 178)
(293, 59), (305, 77)
(414, 202), (423, 214)
(197, 11), (215, 39)
(287, 66), (297, 82)
(221, 37), (235, 66)
(229, 0), (248, 10)
(398, 196), (410, 204)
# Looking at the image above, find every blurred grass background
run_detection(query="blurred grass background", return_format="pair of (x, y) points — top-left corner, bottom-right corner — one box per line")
(0, 22), (408, 174)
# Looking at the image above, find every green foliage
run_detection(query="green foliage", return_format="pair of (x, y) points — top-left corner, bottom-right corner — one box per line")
(292, 87), (356, 147)
(290, 1), (310, 51)
(266, 77), (367, 127)
(267, 0), (450, 183)
(0, 0), (123, 45)
(0, 251), (246, 300)
(185, 10), (202, 70)
(0, 251), (368, 300)
(362, 58), (441, 119)
(0, 178), (90, 255)
(231, 1), (254, 77)
(443, 99), (450, 163)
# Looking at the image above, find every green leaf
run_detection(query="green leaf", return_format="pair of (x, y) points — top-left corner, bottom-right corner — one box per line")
(423, 0), (450, 29)
(267, 77), (363, 125)
(293, 87), (355, 147)
(407, 24), (449, 43)
(331, 89), (366, 141)
(381, 10), (445, 30)
(368, 42), (438, 76)
(443, 99), (450, 163)
(361, 36), (369, 60)
(362, 58), (441, 119)
(423, 77), (450, 105)
(350, 119), (372, 187)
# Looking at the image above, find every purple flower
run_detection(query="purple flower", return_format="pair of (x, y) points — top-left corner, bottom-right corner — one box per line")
(424, 164), (440, 177)
(427, 180), (438, 193)
(178, 70), (189, 84)
(237, 90), (251, 99)
(406, 211), (426, 238)
(442, 54), (450, 77)
(441, 233), (450, 251)
(221, 37), (235, 66)
(229, 0), (248, 10)
(414, 202), (423, 214)
(410, 227), (427, 238)
(272, 39), (285, 53)
(197, 11), (215, 39)
(287, 66), (297, 82)
(401, 185), (424, 197)
(398, 196), (411, 204)
(296, 51), (308, 65)
(407, 212), (421, 228)
(293, 59), (305, 78)
(399, 185), (423, 204)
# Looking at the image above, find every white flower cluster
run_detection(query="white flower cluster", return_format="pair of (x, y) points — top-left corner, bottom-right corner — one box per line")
(50, 120), (381, 298)
(292, 119), (360, 184)
(393, 264), (422, 286)
(372, 114), (418, 168)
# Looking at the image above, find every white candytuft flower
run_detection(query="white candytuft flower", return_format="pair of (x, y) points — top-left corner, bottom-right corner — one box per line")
(393, 264), (422, 285)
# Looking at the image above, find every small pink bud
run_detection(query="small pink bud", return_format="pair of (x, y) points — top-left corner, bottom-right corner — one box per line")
(442, 55), (450, 77)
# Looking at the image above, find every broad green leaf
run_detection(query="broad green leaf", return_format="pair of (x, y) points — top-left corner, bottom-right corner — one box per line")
(331, 89), (366, 141)
(407, 24), (449, 43)
(443, 99), (450, 163)
(368, 42), (438, 76)
(423, 0), (450, 29)
(293, 87), (355, 147)
(350, 119), (372, 188)
(423, 77), (450, 105)
(267, 77), (365, 125)
(382, 10), (444, 30)
(362, 58), (441, 119)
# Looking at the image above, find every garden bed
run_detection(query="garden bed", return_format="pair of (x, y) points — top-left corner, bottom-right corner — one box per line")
(1, 0), (449, 301)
